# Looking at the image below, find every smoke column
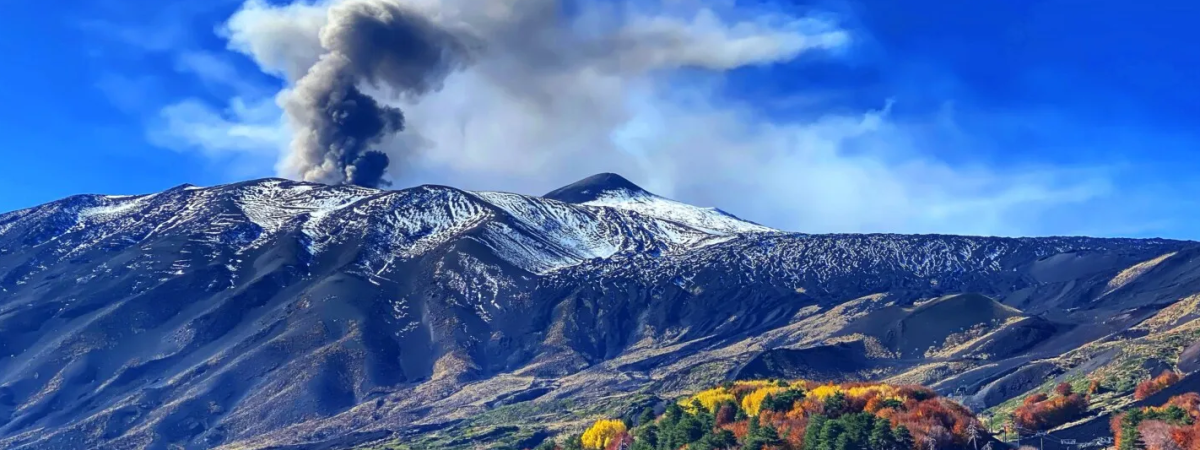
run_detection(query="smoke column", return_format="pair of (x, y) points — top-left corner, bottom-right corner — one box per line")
(282, 0), (474, 188)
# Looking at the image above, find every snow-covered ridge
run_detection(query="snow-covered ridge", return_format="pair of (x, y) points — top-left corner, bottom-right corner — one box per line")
(581, 189), (775, 236)
(0, 175), (778, 276)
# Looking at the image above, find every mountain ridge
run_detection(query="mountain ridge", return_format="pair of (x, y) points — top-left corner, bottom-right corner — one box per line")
(1, 174), (1198, 450)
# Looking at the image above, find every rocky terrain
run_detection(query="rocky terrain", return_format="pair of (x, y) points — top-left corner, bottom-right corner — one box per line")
(2, 173), (1199, 450)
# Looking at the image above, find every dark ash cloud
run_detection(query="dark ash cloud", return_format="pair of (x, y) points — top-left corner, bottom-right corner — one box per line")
(282, 0), (475, 188)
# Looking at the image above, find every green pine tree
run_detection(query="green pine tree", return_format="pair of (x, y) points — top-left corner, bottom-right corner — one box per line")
(869, 415), (897, 450)
(894, 426), (914, 450)
(803, 415), (829, 450)
(638, 407), (655, 426)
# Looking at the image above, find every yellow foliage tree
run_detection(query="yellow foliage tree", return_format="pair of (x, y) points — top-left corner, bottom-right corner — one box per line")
(581, 419), (627, 450)
(807, 384), (845, 401)
(846, 384), (900, 399)
(741, 386), (787, 416)
(683, 387), (737, 413)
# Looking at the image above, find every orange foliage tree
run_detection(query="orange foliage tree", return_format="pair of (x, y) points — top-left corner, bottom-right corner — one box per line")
(1054, 382), (1073, 396)
(1012, 390), (1088, 432)
(1135, 371), (1181, 401)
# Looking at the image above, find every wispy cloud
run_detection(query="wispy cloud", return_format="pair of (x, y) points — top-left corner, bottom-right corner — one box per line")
(148, 96), (286, 158)
(173, 50), (269, 97)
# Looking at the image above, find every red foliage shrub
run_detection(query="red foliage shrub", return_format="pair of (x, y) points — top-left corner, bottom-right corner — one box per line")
(716, 403), (737, 426)
(1170, 424), (1200, 450)
(1110, 413), (1127, 449)
(603, 432), (633, 450)
(760, 410), (809, 448)
(884, 398), (980, 448)
(724, 421), (750, 441)
(1167, 392), (1200, 413)
(1012, 392), (1088, 432)
(1055, 382), (1074, 396)
(1136, 371), (1182, 401)
(1023, 393), (1048, 406)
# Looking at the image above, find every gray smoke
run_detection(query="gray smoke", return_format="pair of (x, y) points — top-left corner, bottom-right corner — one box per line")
(282, 0), (475, 188)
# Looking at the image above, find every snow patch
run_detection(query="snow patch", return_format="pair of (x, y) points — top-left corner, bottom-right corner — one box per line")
(581, 190), (775, 235)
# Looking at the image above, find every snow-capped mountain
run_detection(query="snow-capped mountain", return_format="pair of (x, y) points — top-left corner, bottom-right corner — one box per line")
(0, 174), (770, 284)
(1, 174), (1198, 450)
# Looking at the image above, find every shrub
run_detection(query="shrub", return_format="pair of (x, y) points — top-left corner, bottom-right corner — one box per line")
(1135, 371), (1181, 401)
(1012, 392), (1088, 432)
(1054, 382), (1073, 396)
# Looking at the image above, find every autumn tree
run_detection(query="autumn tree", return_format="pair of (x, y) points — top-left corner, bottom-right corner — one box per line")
(715, 401), (738, 426)
(1054, 382), (1073, 396)
(638, 408), (655, 426)
(1012, 390), (1088, 432)
(1136, 371), (1182, 401)
(582, 419), (627, 450)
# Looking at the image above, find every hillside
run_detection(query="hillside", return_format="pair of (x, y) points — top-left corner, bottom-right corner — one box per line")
(512, 380), (996, 450)
(2, 174), (1200, 450)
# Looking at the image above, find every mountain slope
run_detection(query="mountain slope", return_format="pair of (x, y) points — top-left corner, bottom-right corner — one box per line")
(0, 174), (1197, 450)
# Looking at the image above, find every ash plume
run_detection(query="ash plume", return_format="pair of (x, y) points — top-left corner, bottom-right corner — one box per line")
(282, 0), (475, 188)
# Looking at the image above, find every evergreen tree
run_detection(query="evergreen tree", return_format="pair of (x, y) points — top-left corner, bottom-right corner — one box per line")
(663, 415), (705, 449)
(869, 416), (897, 450)
(638, 408), (655, 426)
(894, 426), (914, 450)
(692, 399), (715, 430)
(662, 403), (684, 427)
(709, 429), (737, 449)
(1118, 409), (1144, 450)
(803, 415), (829, 450)
(833, 433), (852, 450)
(763, 389), (806, 413)
(823, 392), (849, 418)
(816, 417), (847, 450)
(634, 424), (659, 449)
(745, 418), (782, 450)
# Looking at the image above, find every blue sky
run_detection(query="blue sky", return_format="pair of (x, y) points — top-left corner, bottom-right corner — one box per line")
(2, 0), (1199, 238)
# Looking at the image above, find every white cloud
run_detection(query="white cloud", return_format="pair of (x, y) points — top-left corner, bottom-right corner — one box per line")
(148, 96), (287, 158)
(160, 0), (1127, 236)
(173, 51), (269, 97)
